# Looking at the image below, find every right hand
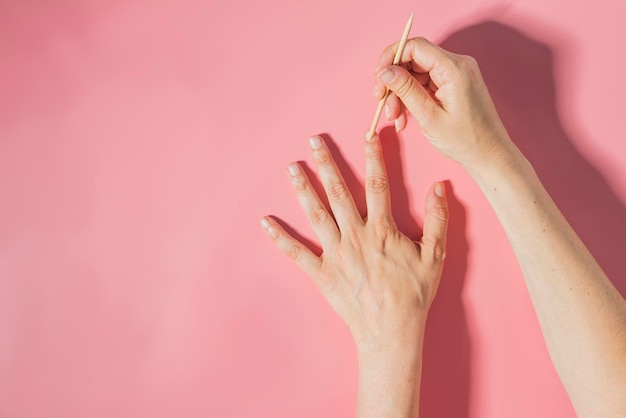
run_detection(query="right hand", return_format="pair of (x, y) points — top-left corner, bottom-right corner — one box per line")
(373, 37), (514, 170)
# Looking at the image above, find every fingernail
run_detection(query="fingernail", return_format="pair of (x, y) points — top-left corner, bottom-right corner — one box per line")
(435, 182), (445, 197)
(372, 83), (384, 99)
(287, 163), (300, 176)
(260, 217), (277, 238)
(394, 118), (402, 132)
(377, 68), (396, 84)
(385, 104), (391, 120)
(309, 136), (322, 149)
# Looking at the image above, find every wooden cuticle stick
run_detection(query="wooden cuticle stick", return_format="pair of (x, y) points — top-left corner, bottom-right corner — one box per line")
(367, 13), (414, 140)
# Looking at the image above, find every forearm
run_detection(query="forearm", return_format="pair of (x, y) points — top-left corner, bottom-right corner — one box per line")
(355, 323), (426, 418)
(469, 137), (626, 416)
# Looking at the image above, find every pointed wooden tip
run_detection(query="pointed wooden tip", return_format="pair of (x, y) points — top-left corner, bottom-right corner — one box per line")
(403, 13), (414, 38)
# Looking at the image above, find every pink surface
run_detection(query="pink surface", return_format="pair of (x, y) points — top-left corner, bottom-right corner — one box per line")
(1, 0), (625, 417)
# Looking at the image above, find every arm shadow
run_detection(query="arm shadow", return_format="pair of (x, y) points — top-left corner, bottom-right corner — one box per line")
(439, 20), (626, 297)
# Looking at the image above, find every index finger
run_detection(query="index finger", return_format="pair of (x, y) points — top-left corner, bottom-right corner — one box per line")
(374, 37), (454, 85)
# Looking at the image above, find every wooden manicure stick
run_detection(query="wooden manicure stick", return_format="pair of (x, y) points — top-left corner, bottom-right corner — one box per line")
(367, 13), (414, 140)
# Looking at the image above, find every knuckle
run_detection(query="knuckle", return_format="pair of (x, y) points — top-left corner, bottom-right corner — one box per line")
(365, 141), (383, 159)
(451, 54), (480, 84)
(268, 227), (281, 241)
(309, 207), (328, 226)
(460, 55), (479, 76)
(291, 177), (308, 194)
(416, 105), (438, 130)
(429, 205), (449, 223)
(315, 269), (335, 289)
(372, 220), (394, 241)
(422, 237), (446, 262)
(286, 244), (303, 261)
(314, 150), (333, 168)
(431, 244), (447, 262)
(464, 54), (479, 69)
(328, 181), (349, 201)
(367, 175), (388, 195)
(410, 36), (429, 50)
(393, 74), (415, 98)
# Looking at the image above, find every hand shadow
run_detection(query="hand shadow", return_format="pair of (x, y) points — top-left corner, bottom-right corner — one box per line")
(439, 20), (626, 297)
(420, 183), (471, 417)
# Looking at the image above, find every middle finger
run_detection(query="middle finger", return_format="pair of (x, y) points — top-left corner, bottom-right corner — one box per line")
(309, 136), (363, 232)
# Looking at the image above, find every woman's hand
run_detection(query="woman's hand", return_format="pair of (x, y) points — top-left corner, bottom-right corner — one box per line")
(373, 37), (517, 171)
(261, 133), (449, 416)
(261, 134), (448, 352)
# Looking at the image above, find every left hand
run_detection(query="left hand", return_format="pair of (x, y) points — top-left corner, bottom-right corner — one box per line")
(261, 133), (449, 352)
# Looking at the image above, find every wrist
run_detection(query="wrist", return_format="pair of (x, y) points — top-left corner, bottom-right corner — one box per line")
(353, 314), (427, 358)
(355, 323), (426, 418)
(463, 131), (527, 180)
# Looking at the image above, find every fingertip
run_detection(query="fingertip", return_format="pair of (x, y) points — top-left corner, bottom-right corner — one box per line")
(372, 82), (386, 100)
(394, 115), (405, 132)
(365, 130), (378, 143)
(426, 181), (448, 211)
(260, 216), (279, 239)
(386, 93), (402, 121)
(422, 181), (449, 262)
(287, 162), (301, 177)
(435, 181), (446, 198)
(309, 135), (323, 150)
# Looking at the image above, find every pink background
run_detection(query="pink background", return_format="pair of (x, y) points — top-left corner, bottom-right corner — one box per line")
(1, 0), (625, 417)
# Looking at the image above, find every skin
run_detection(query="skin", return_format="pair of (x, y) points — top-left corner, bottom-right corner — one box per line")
(373, 37), (626, 417)
(261, 133), (449, 417)
(262, 36), (626, 417)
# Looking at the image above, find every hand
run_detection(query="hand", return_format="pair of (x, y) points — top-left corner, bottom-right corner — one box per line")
(260, 134), (449, 352)
(373, 37), (515, 171)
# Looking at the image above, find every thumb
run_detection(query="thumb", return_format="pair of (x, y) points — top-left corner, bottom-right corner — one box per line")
(377, 65), (437, 127)
(421, 181), (449, 264)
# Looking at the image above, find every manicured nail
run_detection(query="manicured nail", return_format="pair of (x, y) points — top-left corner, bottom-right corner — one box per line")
(385, 104), (391, 121)
(435, 182), (445, 197)
(288, 163), (300, 176)
(372, 83), (384, 100)
(377, 68), (396, 84)
(394, 118), (402, 132)
(260, 217), (277, 238)
(309, 136), (322, 149)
